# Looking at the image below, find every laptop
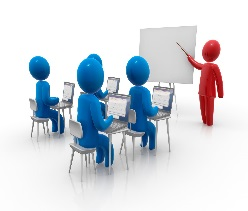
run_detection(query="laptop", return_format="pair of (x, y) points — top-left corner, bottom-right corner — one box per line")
(151, 86), (174, 120)
(57, 82), (75, 107)
(107, 77), (120, 94)
(104, 93), (131, 134)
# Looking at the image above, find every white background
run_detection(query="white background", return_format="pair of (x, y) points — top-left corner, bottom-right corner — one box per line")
(0, 0), (247, 210)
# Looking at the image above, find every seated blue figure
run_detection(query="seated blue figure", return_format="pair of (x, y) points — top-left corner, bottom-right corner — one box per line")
(29, 56), (64, 134)
(77, 58), (114, 167)
(126, 56), (158, 150)
(87, 54), (108, 117)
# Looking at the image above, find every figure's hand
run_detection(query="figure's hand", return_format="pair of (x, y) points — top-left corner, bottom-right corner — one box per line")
(51, 97), (59, 104)
(105, 115), (113, 129)
(107, 115), (113, 123)
(219, 96), (223, 98)
(154, 106), (159, 114)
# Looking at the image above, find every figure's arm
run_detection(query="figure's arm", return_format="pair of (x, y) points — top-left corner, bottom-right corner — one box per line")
(142, 89), (158, 117)
(96, 89), (108, 99)
(90, 99), (113, 131)
(213, 65), (224, 98)
(42, 82), (59, 106)
(187, 55), (203, 70)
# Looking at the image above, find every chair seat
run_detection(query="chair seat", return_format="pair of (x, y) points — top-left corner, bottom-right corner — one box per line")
(31, 116), (49, 123)
(126, 130), (145, 137)
(69, 143), (95, 154)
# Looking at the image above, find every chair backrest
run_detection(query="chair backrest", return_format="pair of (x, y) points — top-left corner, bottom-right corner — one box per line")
(128, 109), (136, 124)
(29, 98), (37, 112)
(69, 119), (83, 139)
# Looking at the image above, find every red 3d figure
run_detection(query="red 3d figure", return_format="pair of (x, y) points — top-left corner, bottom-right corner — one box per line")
(187, 40), (224, 126)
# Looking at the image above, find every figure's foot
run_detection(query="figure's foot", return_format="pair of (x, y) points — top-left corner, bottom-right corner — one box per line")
(59, 128), (64, 134)
(149, 144), (155, 150)
(104, 158), (113, 167)
(96, 153), (104, 164)
(207, 122), (213, 126)
(140, 143), (146, 148)
(140, 140), (148, 148)
(52, 126), (58, 132)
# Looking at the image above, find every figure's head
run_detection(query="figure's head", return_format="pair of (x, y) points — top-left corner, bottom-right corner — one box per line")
(126, 56), (150, 86)
(87, 54), (102, 66)
(202, 40), (221, 62)
(29, 56), (50, 80)
(77, 58), (104, 94)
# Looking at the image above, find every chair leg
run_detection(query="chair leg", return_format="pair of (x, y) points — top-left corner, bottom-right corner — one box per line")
(166, 118), (171, 152)
(37, 122), (39, 141)
(31, 120), (34, 137)
(88, 153), (90, 164)
(46, 121), (50, 137)
(85, 154), (87, 167)
(122, 132), (129, 170)
(42, 123), (45, 134)
(92, 152), (96, 174)
(132, 137), (135, 161)
(69, 107), (72, 119)
(81, 154), (83, 182)
(69, 149), (75, 173)
(119, 137), (124, 154)
(62, 109), (65, 123)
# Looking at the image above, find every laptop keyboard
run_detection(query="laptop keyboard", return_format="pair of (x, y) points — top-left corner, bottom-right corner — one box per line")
(105, 121), (127, 133)
(111, 121), (122, 129)
(157, 110), (170, 117)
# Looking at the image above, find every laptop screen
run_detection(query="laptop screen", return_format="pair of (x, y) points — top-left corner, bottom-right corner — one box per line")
(62, 82), (75, 103)
(152, 86), (174, 112)
(107, 94), (130, 122)
(107, 77), (120, 93)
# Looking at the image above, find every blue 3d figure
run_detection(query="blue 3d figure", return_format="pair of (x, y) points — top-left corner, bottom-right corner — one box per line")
(87, 54), (108, 117)
(77, 58), (114, 167)
(29, 56), (64, 134)
(126, 56), (158, 150)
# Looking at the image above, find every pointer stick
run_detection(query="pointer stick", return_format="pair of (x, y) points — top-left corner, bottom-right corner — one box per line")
(176, 42), (189, 56)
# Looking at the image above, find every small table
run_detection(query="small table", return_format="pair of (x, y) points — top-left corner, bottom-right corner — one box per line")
(103, 128), (129, 175)
(51, 102), (73, 137)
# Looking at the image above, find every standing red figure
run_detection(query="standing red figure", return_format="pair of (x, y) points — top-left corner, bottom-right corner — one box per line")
(187, 40), (224, 126)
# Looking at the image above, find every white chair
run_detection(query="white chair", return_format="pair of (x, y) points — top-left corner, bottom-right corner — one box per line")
(29, 98), (50, 141)
(68, 119), (96, 181)
(120, 109), (145, 161)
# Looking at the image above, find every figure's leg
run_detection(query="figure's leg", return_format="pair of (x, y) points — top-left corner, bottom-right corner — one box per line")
(100, 102), (106, 118)
(50, 118), (58, 132)
(206, 97), (215, 126)
(98, 134), (114, 167)
(48, 109), (65, 134)
(96, 146), (104, 164)
(140, 132), (148, 147)
(147, 121), (156, 150)
(199, 95), (206, 124)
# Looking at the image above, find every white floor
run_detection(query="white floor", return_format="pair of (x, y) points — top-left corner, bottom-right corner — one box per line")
(1, 82), (247, 211)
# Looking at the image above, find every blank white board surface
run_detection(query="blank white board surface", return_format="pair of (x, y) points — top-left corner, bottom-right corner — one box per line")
(139, 26), (197, 84)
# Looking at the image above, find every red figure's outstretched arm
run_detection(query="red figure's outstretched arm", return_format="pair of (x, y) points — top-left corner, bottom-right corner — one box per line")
(187, 55), (203, 70)
(213, 64), (224, 98)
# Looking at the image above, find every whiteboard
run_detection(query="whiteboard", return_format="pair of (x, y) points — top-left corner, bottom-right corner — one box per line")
(139, 26), (197, 84)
